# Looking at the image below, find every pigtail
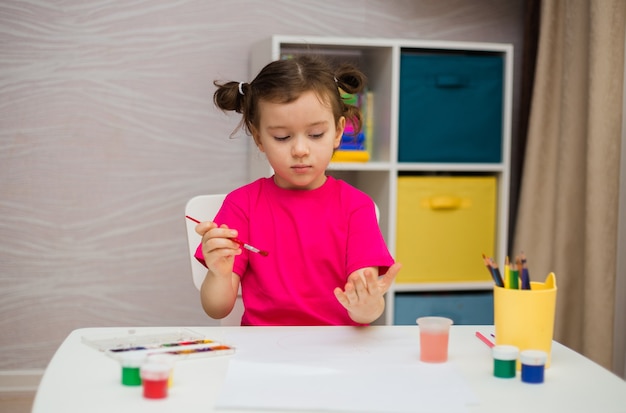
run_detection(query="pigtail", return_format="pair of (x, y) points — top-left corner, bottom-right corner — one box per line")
(213, 80), (247, 114)
(213, 80), (253, 139)
(335, 64), (366, 136)
(334, 64), (366, 95)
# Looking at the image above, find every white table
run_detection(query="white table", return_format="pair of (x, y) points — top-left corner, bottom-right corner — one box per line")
(32, 325), (626, 413)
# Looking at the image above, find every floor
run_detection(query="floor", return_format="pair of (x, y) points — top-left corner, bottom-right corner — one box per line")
(0, 392), (34, 413)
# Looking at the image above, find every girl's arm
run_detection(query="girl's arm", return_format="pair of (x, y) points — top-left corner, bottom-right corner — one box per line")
(200, 270), (240, 319)
(334, 263), (402, 324)
(195, 221), (242, 319)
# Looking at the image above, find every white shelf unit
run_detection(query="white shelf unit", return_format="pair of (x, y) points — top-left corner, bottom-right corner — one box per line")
(248, 35), (513, 325)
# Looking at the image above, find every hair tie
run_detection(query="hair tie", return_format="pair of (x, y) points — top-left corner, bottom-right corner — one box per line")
(238, 82), (245, 96)
(334, 77), (338, 83)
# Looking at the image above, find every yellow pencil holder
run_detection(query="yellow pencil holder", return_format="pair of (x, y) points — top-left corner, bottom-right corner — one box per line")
(494, 272), (557, 369)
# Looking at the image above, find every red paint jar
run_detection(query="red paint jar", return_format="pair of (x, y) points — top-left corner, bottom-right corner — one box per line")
(140, 362), (171, 399)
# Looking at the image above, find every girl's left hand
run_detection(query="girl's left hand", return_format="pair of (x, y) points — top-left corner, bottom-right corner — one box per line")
(333, 262), (401, 324)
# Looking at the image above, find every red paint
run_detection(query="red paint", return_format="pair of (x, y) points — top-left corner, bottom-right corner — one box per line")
(142, 378), (168, 399)
(141, 363), (171, 399)
(420, 331), (449, 363)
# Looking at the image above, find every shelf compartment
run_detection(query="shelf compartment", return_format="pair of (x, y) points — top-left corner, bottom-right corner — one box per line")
(394, 290), (494, 325)
(398, 50), (504, 163)
(395, 175), (497, 283)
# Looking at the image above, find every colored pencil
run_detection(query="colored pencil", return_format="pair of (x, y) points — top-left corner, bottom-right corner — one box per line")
(482, 254), (504, 287)
(488, 257), (505, 288)
(504, 256), (510, 289)
(475, 331), (495, 348)
(519, 252), (531, 290)
(509, 262), (519, 289)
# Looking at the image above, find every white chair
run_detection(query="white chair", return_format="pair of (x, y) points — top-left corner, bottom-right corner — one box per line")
(185, 194), (244, 326)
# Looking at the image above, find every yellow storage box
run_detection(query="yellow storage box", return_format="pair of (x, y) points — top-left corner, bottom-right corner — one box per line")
(395, 176), (497, 283)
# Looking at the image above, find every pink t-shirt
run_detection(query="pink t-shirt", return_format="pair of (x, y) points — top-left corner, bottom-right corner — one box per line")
(195, 176), (394, 326)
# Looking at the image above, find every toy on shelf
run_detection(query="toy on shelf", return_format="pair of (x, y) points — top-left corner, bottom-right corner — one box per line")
(334, 91), (372, 162)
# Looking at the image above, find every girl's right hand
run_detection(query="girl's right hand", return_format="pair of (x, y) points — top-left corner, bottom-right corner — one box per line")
(195, 221), (242, 278)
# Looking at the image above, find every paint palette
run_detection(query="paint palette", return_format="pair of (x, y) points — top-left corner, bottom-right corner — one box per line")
(82, 328), (235, 360)
(82, 328), (205, 351)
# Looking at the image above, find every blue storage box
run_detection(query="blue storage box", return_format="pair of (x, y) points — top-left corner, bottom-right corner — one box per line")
(398, 52), (504, 163)
(393, 291), (494, 325)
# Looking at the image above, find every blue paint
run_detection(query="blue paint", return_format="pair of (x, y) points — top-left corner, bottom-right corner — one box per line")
(520, 350), (547, 384)
(521, 363), (544, 383)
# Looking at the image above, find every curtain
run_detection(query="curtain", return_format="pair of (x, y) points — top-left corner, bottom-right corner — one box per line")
(514, 0), (626, 369)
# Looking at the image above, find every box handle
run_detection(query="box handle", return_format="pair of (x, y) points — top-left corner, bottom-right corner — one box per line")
(428, 196), (462, 210)
(435, 75), (467, 88)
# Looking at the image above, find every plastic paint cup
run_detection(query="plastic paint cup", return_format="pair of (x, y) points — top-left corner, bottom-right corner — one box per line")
(146, 353), (176, 388)
(416, 317), (453, 363)
(120, 351), (146, 386)
(520, 350), (547, 384)
(492, 345), (518, 378)
(141, 362), (171, 399)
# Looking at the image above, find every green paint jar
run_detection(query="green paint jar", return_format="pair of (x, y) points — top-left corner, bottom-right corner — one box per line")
(492, 345), (518, 379)
(120, 352), (146, 386)
(122, 366), (141, 386)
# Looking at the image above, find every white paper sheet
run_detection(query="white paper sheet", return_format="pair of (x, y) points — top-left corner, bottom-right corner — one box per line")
(217, 359), (476, 412)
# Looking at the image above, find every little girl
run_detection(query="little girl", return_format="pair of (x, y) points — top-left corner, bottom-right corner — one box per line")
(194, 55), (401, 326)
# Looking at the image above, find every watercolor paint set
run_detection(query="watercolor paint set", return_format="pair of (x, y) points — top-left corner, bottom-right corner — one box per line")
(82, 328), (235, 360)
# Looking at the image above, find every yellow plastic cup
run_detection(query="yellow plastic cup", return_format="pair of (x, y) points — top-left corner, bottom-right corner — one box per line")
(493, 272), (557, 369)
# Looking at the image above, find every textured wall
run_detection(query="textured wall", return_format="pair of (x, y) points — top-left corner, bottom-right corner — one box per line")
(0, 0), (523, 369)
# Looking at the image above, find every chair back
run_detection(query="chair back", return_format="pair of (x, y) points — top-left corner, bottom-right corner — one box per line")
(185, 194), (245, 326)
(185, 194), (227, 290)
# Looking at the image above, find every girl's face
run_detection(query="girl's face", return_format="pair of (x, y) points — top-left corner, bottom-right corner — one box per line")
(254, 90), (344, 190)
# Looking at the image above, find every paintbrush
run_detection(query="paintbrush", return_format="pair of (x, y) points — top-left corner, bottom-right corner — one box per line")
(186, 215), (269, 257)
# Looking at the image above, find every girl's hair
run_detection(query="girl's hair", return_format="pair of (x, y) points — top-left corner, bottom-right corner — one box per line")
(213, 55), (366, 142)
